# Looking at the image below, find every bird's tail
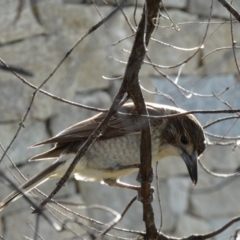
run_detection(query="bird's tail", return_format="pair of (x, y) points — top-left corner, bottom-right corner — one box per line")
(0, 160), (66, 211)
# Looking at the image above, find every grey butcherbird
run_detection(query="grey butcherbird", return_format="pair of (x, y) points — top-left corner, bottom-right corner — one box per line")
(0, 102), (206, 211)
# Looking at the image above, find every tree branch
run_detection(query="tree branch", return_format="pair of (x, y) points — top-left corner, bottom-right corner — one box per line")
(218, 0), (240, 22)
(119, 0), (161, 238)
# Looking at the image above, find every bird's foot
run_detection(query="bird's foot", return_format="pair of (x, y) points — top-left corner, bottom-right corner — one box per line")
(136, 170), (154, 184)
(103, 178), (154, 203)
(137, 186), (154, 203)
(103, 178), (140, 191)
(136, 170), (154, 202)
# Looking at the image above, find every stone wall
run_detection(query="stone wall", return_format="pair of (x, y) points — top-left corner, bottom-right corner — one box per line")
(0, 1), (240, 239)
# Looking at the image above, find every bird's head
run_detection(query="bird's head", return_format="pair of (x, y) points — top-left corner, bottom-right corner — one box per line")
(160, 113), (206, 185)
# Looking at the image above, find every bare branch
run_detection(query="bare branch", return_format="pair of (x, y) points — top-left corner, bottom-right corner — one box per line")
(98, 196), (137, 238)
(218, 0), (240, 22)
(203, 115), (240, 128)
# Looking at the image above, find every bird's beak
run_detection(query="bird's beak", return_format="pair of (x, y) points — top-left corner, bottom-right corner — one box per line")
(182, 150), (198, 185)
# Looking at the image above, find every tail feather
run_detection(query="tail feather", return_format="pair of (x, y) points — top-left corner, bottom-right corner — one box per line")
(29, 147), (66, 161)
(0, 161), (65, 211)
(29, 137), (60, 148)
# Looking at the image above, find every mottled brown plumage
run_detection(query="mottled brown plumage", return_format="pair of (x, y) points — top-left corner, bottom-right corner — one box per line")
(0, 102), (205, 211)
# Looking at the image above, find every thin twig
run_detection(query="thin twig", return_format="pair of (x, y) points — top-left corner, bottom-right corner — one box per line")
(155, 162), (163, 233)
(202, 45), (240, 59)
(198, 159), (240, 178)
(143, 2), (148, 52)
(97, 196), (137, 239)
(205, 131), (240, 140)
(157, 214), (240, 239)
(0, 0), (125, 172)
(33, 94), (125, 211)
(203, 115), (240, 128)
(230, 5), (240, 78)
(133, 0), (138, 27)
(28, 219), (44, 240)
(189, 175), (239, 194)
(0, 170), (58, 230)
(0, 58), (106, 113)
(151, 37), (204, 51)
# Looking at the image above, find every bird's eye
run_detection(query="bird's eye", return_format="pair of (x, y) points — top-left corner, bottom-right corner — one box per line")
(181, 135), (188, 144)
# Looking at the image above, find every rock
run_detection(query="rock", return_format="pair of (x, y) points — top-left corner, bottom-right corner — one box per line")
(80, 178), (143, 238)
(209, 217), (237, 240)
(51, 90), (111, 135)
(109, 77), (155, 102)
(152, 178), (178, 232)
(99, 0), (187, 8)
(0, 0), (44, 44)
(2, 210), (35, 240)
(0, 120), (49, 164)
(146, 10), (200, 76)
(200, 145), (240, 172)
(0, 1), (240, 239)
(174, 214), (212, 237)
(63, 0), (82, 3)
(156, 156), (193, 179)
(102, 0), (145, 6)
(36, 3), (114, 91)
(190, 171), (240, 218)
(188, 0), (230, 19)
(0, 119), (76, 216)
(167, 177), (191, 214)
(80, 174), (177, 235)
(201, 19), (240, 75)
(163, 0), (187, 9)
(154, 74), (240, 135)
(154, 74), (240, 172)
(56, 194), (88, 239)
(1, 193), (86, 239)
(0, 164), (77, 215)
(0, 34), (78, 120)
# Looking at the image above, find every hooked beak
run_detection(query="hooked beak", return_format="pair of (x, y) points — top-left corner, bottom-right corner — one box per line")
(182, 150), (198, 185)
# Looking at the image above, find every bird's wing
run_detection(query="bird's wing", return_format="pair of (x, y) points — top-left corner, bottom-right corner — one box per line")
(32, 102), (168, 147)
(31, 113), (138, 147)
(29, 103), (182, 161)
(33, 102), (182, 147)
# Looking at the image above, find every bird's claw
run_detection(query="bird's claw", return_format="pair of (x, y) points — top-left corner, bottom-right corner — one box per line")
(137, 186), (154, 203)
(136, 171), (154, 184)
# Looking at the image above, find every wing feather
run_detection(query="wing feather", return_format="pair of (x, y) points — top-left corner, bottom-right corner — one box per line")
(32, 102), (181, 147)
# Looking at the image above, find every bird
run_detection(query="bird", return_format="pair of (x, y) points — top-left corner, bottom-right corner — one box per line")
(0, 102), (205, 211)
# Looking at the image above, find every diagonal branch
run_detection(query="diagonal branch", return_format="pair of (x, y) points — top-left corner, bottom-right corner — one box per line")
(34, 90), (126, 212)
(218, 0), (240, 22)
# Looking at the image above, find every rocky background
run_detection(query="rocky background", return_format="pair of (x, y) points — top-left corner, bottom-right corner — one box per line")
(0, 0), (240, 239)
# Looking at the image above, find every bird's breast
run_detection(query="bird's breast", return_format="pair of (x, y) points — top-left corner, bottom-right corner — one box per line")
(82, 131), (161, 167)
(72, 130), (164, 181)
